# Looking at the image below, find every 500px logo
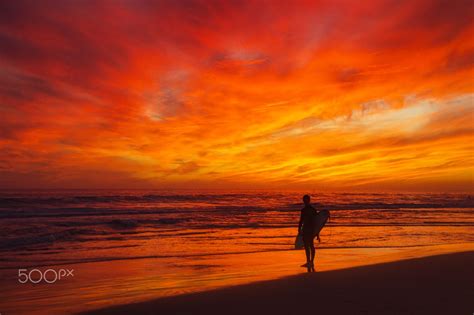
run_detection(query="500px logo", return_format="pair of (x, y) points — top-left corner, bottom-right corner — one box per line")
(18, 268), (74, 284)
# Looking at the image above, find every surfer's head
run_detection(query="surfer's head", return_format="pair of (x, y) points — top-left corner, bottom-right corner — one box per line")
(303, 194), (311, 205)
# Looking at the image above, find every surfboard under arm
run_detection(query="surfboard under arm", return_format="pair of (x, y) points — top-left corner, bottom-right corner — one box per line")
(313, 210), (330, 238)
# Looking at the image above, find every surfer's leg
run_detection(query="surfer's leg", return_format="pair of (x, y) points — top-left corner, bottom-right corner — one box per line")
(304, 244), (311, 264)
(310, 237), (316, 263)
(303, 232), (311, 264)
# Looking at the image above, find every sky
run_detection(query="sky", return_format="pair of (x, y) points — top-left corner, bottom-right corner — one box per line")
(0, 0), (473, 191)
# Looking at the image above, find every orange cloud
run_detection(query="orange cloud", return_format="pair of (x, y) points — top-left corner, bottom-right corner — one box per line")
(0, 0), (473, 191)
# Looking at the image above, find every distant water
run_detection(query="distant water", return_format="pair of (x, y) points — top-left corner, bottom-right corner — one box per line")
(0, 190), (473, 269)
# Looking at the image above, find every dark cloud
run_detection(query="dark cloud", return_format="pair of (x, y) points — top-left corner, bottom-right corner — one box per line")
(442, 48), (474, 74)
(0, 69), (66, 103)
(402, 0), (474, 43)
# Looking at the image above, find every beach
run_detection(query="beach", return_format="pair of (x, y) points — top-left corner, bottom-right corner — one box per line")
(1, 243), (473, 314)
(83, 251), (474, 315)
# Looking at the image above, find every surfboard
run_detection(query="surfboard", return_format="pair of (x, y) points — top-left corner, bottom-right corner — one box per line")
(294, 234), (304, 249)
(312, 210), (330, 238)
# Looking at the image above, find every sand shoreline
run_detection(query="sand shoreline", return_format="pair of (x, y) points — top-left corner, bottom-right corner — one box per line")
(82, 251), (474, 315)
(1, 244), (472, 314)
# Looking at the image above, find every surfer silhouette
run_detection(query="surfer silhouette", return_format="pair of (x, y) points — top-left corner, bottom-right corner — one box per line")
(298, 195), (318, 271)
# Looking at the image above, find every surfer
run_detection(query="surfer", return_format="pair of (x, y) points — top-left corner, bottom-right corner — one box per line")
(298, 194), (318, 269)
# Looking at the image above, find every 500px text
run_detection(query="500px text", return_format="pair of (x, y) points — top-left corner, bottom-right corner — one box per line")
(18, 268), (74, 284)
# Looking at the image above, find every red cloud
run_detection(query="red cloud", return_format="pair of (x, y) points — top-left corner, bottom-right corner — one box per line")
(0, 0), (473, 191)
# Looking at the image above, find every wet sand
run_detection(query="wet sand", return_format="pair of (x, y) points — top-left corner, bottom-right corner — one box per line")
(83, 251), (474, 315)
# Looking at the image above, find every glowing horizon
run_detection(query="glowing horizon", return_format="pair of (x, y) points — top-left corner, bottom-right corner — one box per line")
(0, 0), (473, 191)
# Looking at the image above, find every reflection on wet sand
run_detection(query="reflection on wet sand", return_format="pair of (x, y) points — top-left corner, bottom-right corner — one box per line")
(1, 243), (473, 314)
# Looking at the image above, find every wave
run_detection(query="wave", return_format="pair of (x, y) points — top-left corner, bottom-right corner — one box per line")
(0, 193), (278, 205)
(0, 228), (88, 250)
(1, 192), (472, 208)
(2, 243), (468, 270)
(2, 219), (472, 254)
(1, 205), (472, 221)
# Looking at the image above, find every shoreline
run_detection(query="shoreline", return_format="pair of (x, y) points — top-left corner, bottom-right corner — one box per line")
(82, 251), (474, 315)
(1, 244), (473, 314)
(2, 243), (466, 271)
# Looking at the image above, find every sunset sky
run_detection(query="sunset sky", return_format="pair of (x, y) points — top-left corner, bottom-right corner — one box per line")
(0, 0), (473, 191)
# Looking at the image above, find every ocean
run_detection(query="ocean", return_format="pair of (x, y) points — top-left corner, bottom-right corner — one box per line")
(1, 190), (473, 269)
